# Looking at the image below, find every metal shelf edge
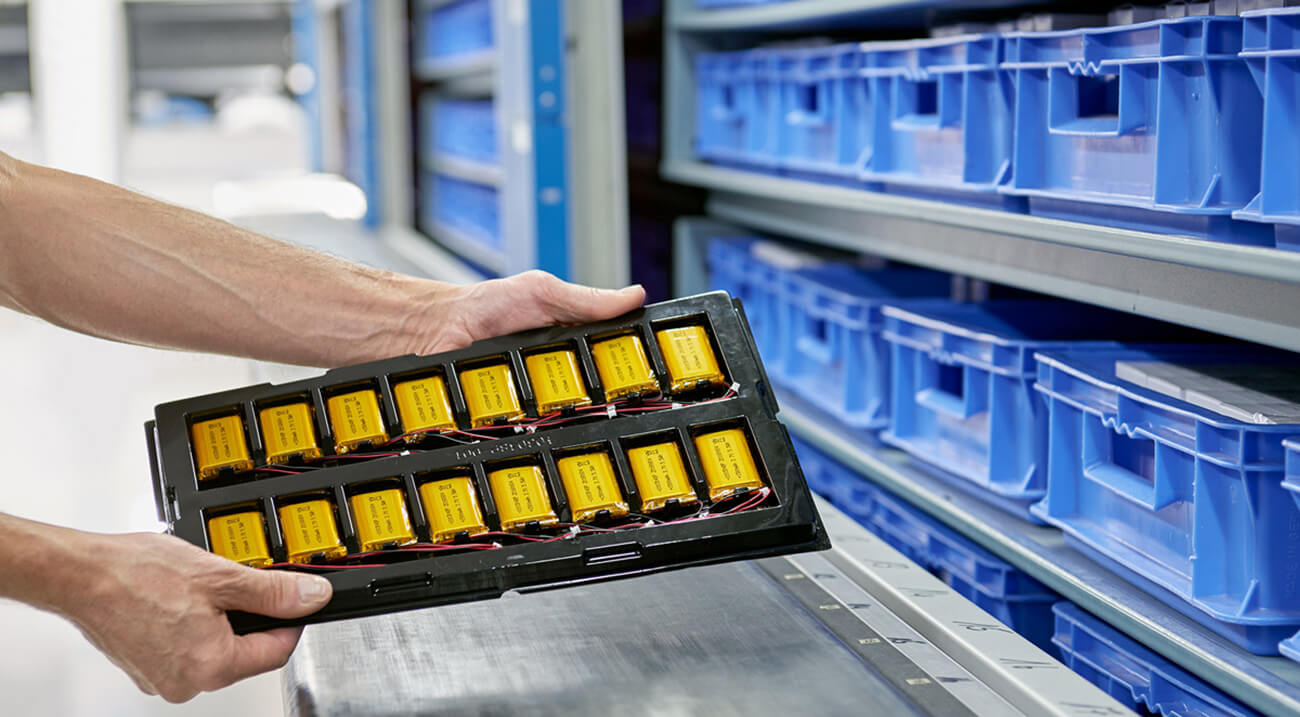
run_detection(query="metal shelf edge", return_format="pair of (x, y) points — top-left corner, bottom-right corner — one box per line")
(380, 224), (487, 284)
(412, 50), (497, 82)
(777, 391), (1300, 717)
(662, 160), (1300, 286)
(671, 0), (930, 31)
(422, 153), (504, 186)
(416, 217), (506, 275)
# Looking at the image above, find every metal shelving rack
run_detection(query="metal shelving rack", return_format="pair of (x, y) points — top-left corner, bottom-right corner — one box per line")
(392, 0), (629, 285)
(664, 1), (1300, 714)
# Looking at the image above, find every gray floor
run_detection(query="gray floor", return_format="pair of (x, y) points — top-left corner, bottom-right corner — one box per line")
(1, 123), (412, 715)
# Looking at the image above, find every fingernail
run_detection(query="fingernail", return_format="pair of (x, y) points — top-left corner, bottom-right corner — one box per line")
(297, 575), (332, 605)
(618, 284), (644, 295)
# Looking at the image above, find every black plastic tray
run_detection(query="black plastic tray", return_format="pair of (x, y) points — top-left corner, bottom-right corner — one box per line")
(146, 292), (829, 633)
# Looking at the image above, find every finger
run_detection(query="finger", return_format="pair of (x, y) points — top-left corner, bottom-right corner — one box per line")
(532, 274), (645, 324)
(218, 627), (304, 686)
(215, 568), (333, 618)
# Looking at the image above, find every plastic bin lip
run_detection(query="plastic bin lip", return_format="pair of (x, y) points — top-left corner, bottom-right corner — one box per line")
(1241, 5), (1300, 19)
(1001, 54), (1244, 72)
(786, 265), (897, 303)
(881, 301), (1097, 347)
(1001, 15), (1243, 70)
(1002, 13), (1234, 42)
(1034, 348), (1300, 434)
(856, 32), (1000, 54)
(854, 34), (1002, 75)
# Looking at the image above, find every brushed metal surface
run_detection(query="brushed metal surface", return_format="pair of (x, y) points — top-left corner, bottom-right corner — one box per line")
(285, 561), (923, 717)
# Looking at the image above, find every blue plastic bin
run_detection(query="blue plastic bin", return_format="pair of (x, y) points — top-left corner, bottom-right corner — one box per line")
(857, 34), (1021, 208)
(418, 0), (493, 64)
(695, 52), (751, 166)
(423, 172), (502, 252)
(708, 238), (830, 378)
(789, 436), (1060, 650)
(705, 237), (796, 374)
(705, 237), (755, 307)
(1234, 8), (1300, 251)
(1033, 348), (1300, 653)
(1283, 438), (1300, 663)
(880, 300), (1188, 521)
(779, 44), (868, 181)
(780, 265), (949, 429)
(1052, 602), (1254, 717)
(421, 95), (498, 166)
(1001, 15), (1271, 246)
(695, 49), (784, 170)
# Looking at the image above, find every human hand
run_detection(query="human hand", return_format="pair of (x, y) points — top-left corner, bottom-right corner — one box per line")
(410, 270), (646, 356)
(63, 531), (332, 703)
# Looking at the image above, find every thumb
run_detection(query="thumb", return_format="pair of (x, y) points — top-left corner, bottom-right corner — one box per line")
(538, 278), (646, 323)
(218, 569), (333, 619)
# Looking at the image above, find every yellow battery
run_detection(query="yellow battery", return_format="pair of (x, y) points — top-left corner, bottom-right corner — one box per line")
(392, 375), (457, 438)
(459, 363), (526, 427)
(556, 452), (628, 522)
(419, 476), (489, 543)
(259, 402), (322, 464)
(278, 499), (348, 563)
(191, 415), (254, 480)
(206, 511), (273, 568)
(525, 350), (592, 414)
(656, 325), (726, 393)
(326, 389), (388, 453)
(590, 334), (660, 401)
(693, 429), (765, 501)
(349, 488), (417, 552)
(626, 442), (699, 512)
(487, 465), (558, 532)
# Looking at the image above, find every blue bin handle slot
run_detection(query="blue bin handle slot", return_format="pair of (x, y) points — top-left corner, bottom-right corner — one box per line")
(1047, 65), (1148, 137)
(711, 85), (742, 124)
(1082, 425), (1179, 512)
(892, 73), (960, 130)
(796, 314), (836, 365)
(787, 79), (830, 128)
(916, 361), (977, 419)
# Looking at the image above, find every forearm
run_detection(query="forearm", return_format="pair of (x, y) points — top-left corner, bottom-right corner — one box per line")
(0, 513), (99, 616)
(0, 153), (447, 367)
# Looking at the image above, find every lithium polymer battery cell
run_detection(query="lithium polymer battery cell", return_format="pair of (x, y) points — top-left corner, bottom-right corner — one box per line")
(655, 325), (726, 393)
(206, 511), (273, 568)
(693, 428), (765, 501)
(626, 442), (699, 512)
(349, 488), (417, 552)
(590, 334), (659, 401)
(392, 375), (457, 439)
(191, 415), (254, 480)
(326, 389), (388, 453)
(459, 363), (526, 427)
(278, 499), (348, 564)
(555, 452), (628, 522)
(524, 350), (592, 414)
(259, 402), (321, 464)
(487, 465), (558, 532)
(419, 476), (489, 543)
